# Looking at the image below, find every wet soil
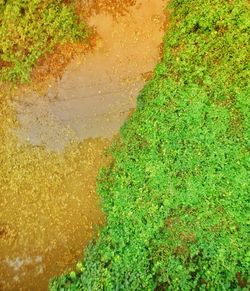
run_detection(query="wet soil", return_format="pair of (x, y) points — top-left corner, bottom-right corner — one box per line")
(0, 0), (165, 290)
(15, 0), (166, 151)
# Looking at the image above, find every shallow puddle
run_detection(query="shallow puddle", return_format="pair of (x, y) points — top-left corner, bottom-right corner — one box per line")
(1, 0), (165, 290)
(15, 0), (166, 151)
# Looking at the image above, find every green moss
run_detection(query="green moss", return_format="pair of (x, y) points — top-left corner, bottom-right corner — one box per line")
(51, 0), (250, 289)
(0, 0), (86, 82)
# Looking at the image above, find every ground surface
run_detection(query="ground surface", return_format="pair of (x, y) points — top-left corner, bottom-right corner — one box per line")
(1, 0), (249, 290)
(51, 0), (250, 289)
(0, 0), (165, 290)
(15, 0), (166, 151)
(0, 0), (86, 83)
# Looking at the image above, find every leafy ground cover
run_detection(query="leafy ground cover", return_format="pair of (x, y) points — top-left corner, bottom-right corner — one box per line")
(0, 0), (86, 82)
(50, 0), (250, 289)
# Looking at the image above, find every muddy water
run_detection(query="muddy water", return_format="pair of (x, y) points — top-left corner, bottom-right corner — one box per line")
(15, 0), (166, 150)
(1, 1), (165, 290)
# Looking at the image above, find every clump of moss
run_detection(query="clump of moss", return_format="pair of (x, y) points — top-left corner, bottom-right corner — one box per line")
(0, 0), (86, 82)
(51, 0), (249, 289)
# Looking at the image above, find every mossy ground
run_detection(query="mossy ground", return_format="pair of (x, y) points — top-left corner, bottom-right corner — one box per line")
(51, 0), (250, 289)
(0, 0), (86, 83)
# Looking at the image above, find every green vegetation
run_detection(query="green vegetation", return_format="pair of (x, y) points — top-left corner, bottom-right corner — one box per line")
(50, 0), (250, 289)
(0, 0), (86, 82)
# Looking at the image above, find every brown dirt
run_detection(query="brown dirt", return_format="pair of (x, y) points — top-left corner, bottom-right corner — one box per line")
(29, 0), (140, 85)
(15, 0), (166, 150)
(0, 1), (141, 103)
(0, 0), (166, 290)
(79, 0), (137, 16)
(30, 42), (92, 84)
